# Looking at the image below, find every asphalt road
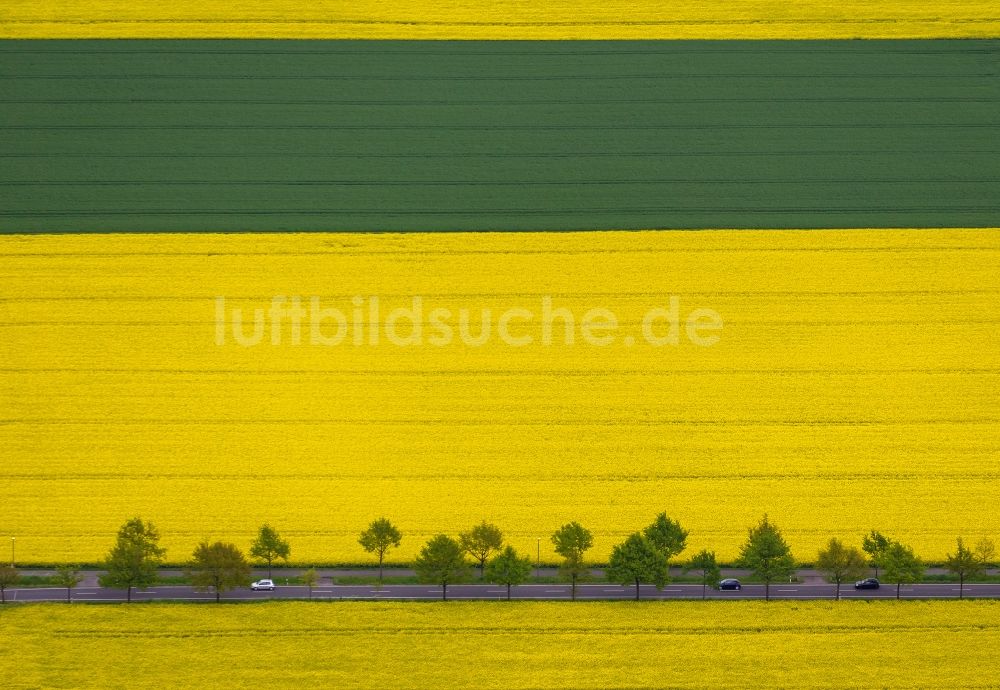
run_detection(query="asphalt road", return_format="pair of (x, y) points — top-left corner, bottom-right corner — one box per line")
(7, 582), (1000, 603)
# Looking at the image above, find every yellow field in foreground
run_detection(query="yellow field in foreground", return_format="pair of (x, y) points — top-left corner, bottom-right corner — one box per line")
(1, 229), (999, 564)
(1, 601), (998, 688)
(1, 1), (998, 39)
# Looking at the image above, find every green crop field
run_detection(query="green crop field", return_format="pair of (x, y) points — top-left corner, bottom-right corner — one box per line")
(1, 39), (997, 233)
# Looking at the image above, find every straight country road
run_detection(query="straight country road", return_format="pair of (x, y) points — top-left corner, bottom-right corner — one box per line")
(7, 582), (1000, 603)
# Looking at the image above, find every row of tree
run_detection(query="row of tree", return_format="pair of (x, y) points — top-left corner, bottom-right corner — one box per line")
(1, 514), (995, 603)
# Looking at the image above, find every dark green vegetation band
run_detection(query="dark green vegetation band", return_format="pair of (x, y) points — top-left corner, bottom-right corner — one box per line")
(1, 40), (997, 233)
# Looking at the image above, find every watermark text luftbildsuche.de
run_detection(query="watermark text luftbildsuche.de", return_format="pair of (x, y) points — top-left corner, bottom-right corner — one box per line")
(214, 296), (722, 348)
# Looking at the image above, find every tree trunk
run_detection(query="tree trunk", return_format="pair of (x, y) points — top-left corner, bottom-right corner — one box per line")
(571, 574), (576, 601)
(216, 588), (221, 603)
(635, 577), (640, 601)
(127, 585), (132, 603)
(378, 552), (384, 588)
(67, 587), (72, 603)
(765, 581), (770, 602)
(959, 575), (964, 600)
(702, 574), (707, 600)
(268, 557), (272, 579)
(1, 586), (5, 604)
(896, 583), (901, 599)
(507, 583), (511, 601)
(442, 582), (447, 601)
(835, 580), (840, 601)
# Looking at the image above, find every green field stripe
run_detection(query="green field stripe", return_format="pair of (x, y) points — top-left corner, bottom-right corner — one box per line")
(1, 39), (997, 232)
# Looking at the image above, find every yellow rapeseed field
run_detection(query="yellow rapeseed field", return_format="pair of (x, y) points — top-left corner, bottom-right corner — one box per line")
(1, 601), (999, 688)
(1, 229), (997, 565)
(1, 1), (998, 39)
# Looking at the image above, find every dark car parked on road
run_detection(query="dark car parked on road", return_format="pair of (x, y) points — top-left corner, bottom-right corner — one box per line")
(719, 578), (742, 591)
(855, 578), (880, 590)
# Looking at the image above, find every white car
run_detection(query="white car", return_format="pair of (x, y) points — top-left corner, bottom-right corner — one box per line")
(251, 579), (276, 591)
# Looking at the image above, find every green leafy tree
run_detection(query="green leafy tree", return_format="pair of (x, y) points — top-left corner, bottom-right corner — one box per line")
(816, 537), (868, 600)
(643, 513), (688, 576)
(607, 533), (668, 600)
(945, 537), (983, 599)
(485, 545), (533, 600)
(0, 565), (17, 604)
(54, 565), (84, 603)
(189, 540), (252, 602)
(301, 567), (319, 599)
(249, 523), (290, 579)
(358, 518), (403, 588)
(685, 549), (721, 600)
(459, 521), (504, 579)
(99, 517), (166, 602)
(736, 514), (795, 601)
(974, 538), (996, 571)
(882, 540), (923, 599)
(414, 535), (468, 600)
(862, 530), (890, 578)
(551, 522), (593, 601)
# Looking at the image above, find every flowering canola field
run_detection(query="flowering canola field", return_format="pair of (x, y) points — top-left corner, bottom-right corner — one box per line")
(2, 601), (999, 688)
(2, 0), (998, 39)
(1, 229), (997, 564)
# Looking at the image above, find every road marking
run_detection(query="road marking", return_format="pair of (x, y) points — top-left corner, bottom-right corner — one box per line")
(36, 596), (214, 603)
(7, 582), (1000, 604)
(840, 594), (964, 600)
(340, 592), (482, 601)
(8, 587), (67, 591)
(10, 593), (1000, 602)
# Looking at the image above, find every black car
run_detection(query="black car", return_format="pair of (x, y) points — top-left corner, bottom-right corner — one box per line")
(719, 578), (742, 591)
(854, 578), (880, 590)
